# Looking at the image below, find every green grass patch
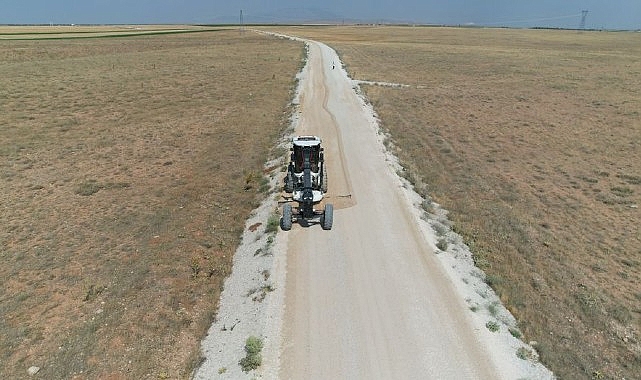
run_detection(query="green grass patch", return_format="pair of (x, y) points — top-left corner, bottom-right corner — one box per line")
(239, 336), (263, 372)
(265, 212), (281, 234)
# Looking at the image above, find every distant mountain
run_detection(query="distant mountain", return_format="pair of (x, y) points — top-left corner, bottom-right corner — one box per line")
(252, 7), (343, 23)
(210, 7), (378, 25)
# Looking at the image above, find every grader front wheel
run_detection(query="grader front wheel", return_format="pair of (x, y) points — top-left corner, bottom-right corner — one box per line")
(281, 203), (293, 231)
(321, 204), (333, 230)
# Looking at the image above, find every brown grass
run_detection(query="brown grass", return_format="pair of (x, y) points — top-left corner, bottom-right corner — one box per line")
(0, 28), (303, 379)
(269, 25), (641, 380)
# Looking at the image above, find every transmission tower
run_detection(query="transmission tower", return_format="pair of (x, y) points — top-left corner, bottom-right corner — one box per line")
(579, 10), (588, 30)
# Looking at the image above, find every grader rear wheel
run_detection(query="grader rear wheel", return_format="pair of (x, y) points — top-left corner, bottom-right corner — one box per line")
(284, 172), (294, 193)
(321, 169), (328, 193)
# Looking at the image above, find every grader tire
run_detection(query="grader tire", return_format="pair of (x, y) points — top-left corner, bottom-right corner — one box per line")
(281, 204), (293, 231)
(321, 169), (328, 193)
(284, 172), (294, 193)
(321, 204), (333, 230)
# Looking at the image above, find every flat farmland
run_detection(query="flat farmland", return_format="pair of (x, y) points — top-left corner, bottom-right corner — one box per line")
(0, 25), (199, 39)
(0, 28), (302, 378)
(269, 26), (641, 379)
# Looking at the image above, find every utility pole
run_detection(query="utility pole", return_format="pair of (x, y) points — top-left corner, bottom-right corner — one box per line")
(579, 10), (588, 30)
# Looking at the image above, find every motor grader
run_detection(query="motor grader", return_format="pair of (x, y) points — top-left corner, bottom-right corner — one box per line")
(281, 136), (333, 230)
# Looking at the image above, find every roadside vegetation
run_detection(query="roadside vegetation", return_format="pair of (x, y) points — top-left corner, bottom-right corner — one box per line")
(238, 335), (263, 372)
(0, 27), (303, 379)
(270, 25), (641, 379)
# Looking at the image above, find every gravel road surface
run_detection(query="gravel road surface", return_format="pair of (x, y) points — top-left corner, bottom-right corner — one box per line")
(280, 40), (499, 379)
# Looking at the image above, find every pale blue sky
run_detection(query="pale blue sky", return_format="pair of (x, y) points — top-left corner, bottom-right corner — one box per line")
(1, 1), (639, 30)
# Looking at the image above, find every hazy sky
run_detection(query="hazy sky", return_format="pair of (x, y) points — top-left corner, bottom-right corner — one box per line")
(1, 1), (639, 30)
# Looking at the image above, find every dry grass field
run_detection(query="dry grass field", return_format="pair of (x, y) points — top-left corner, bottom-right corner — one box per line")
(269, 26), (641, 379)
(0, 25), (199, 39)
(0, 28), (303, 378)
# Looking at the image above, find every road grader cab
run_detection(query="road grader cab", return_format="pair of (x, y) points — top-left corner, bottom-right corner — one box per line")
(281, 136), (333, 230)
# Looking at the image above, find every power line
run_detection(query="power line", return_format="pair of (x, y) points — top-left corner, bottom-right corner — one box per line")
(481, 12), (584, 27)
(579, 10), (589, 30)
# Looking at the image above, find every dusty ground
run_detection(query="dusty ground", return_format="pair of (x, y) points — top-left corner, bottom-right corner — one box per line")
(267, 26), (641, 380)
(0, 28), (302, 379)
(5, 24), (639, 380)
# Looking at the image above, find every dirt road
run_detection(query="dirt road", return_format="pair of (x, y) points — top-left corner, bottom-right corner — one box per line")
(279, 41), (501, 379)
(192, 33), (551, 380)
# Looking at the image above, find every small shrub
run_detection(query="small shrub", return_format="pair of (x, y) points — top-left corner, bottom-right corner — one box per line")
(258, 176), (271, 194)
(104, 181), (130, 190)
(265, 213), (280, 234)
(534, 340), (552, 363)
(83, 284), (106, 302)
(578, 175), (598, 184)
(596, 193), (618, 205)
(484, 274), (504, 287)
(472, 252), (490, 269)
(487, 301), (500, 316)
(432, 222), (448, 237)
(75, 180), (103, 196)
(239, 336), (263, 372)
(239, 354), (261, 373)
(611, 186), (633, 197)
(577, 288), (602, 317)
(486, 321), (500, 332)
(190, 257), (201, 278)
(617, 173), (641, 184)
(15, 292), (30, 302)
(509, 326), (522, 339)
(245, 336), (263, 355)
(436, 237), (448, 251)
(243, 170), (259, 191)
(248, 284), (275, 302)
(609, 304), (632, 324)
(516, 346), (532, 360)
(421, 199), (434, 213)
(208, 260), (231, 278)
